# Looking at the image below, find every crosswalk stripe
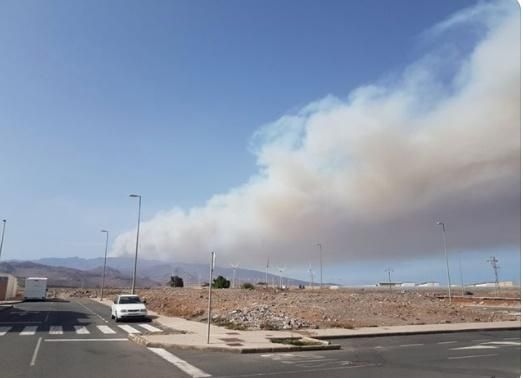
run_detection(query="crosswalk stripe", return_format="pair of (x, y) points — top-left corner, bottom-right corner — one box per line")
(73, 326), (90, 335)
(97, 325), (116, 334)
(49, 326), (63, 335)
(138, 324), (162, 333)
(0, 326), (11, 336)
(118, 325), (141, 334)
(20, 326), (37, 336)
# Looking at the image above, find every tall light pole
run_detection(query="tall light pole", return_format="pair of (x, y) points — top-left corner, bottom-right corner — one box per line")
(129, 194), (142, 294)
(458, 252), (465, 296)
(436, 221), (452, 303)
(231, 264), (239, 288)
(385, 268), (394, 293)
(100, 230), (109, 300)
(0, 219), (6, 261)
(317, 243), (323, 289)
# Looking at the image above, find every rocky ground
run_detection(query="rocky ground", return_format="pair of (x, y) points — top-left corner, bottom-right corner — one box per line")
(58, 286), (520, 330)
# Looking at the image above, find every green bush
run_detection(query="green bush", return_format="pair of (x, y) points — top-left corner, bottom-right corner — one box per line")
(168, 275), (184, 288)
(212, 275), (230, 289)
(241, 283), (255, 290)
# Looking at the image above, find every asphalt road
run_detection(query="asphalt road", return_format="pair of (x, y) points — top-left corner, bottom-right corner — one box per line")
(0, 299), (520, 378)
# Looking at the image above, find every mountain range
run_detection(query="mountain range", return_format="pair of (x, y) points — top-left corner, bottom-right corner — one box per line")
(0, 257), (309, 288)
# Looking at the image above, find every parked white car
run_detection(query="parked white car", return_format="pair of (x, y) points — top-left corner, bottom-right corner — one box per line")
(111, 294), (148, 322)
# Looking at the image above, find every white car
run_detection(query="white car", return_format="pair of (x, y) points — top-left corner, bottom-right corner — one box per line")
(111, 294), (148, 322)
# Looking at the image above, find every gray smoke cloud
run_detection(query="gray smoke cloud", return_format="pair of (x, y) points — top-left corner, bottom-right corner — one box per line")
(112, 2), (520, 267)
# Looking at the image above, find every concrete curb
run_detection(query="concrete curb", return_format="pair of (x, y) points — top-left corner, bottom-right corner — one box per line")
(310, 325), (522, 340)
(128, 334), (341, 354)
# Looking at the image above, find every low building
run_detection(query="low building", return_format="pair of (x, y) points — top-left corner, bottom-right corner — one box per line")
(401, 282), (416, 287)
(417, 282), (440, 287)
(471, 281), (514, 288)
(376, 282), (402, 287)
(0, 273), (18, 300)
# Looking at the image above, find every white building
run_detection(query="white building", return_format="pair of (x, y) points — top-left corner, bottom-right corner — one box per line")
(417, 282), (440, 287)
(0, 273), (18, 300)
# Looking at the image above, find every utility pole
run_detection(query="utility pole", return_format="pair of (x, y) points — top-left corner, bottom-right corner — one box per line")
(309, 264), (314, 289)
(487, 256), (500, 296)
(385, 268), (394, 293)
(0, 219), (6, 261)
(436, 221), (452, 303)
(207, 251), (215, 344)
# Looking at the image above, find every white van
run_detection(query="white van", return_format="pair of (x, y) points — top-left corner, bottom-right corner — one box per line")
(24, 277), (48, 300)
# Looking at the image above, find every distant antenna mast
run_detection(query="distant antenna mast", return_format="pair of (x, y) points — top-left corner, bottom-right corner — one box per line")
(308, 264), (314, 289)
(487, 256), (500, 296)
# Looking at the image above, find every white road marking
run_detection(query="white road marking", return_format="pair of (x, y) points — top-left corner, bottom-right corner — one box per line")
(49, 326), (63, 335)
(20, 326), (38, 335)
(97, 325), (116, 334)
(137, 323), (162, 333)
(118, 325), (141, 334)
(43, 312), (49, 323)
(73, 326), (90, 334)
(0, 326), (11, 336)
(44, 338), (128, 342)
(451, 345), (498, 350)
(437, 341), (457, 345)
(399, 344), (423, 347)
(448, 353), (497, 360)
(30, 337), (42, 366)
(483, 341), (520, 346)
(148, 348), (211, 378)
(75, 300), (109, 323)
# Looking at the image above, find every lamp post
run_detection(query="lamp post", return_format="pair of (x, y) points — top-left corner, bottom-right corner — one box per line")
(436, 221), (452, 303)
(317, 243), (323, 289)
(129, 194), (142, 294)
(231, 264), (239, 288)
(385, 268), (394, 293)
(0, 219), (6, 261)
(100, 230), (109, 300)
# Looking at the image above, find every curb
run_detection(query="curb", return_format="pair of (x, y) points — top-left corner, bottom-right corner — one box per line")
(0, 305), (13, 312)
(310, 325), (522, 340)
(128, 334), (341, 354)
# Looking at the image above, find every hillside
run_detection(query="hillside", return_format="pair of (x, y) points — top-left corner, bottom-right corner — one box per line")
(0, 261), (160, 288)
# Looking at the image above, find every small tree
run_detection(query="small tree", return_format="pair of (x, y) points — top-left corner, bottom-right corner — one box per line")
(241, 282), (255, 290)
(212, 275), (230, 289)
(168, 275), (184, 288)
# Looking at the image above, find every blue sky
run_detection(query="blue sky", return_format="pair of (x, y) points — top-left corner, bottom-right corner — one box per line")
(0, 0), (519, 285)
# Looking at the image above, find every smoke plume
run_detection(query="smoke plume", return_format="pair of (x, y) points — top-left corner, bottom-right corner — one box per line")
(112, 2), (520, 267)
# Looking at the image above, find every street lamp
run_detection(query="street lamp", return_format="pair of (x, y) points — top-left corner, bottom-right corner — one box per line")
(100, 230), (109, 300)
(317, 243), (323, 289)
(436, 221), (452, 303)
(129, 194), (142, 294)
(0, 219), (6, 261)
(231, 264), (239, 288)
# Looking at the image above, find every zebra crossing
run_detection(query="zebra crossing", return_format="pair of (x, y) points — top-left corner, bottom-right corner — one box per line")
(0, 323), (163, 337)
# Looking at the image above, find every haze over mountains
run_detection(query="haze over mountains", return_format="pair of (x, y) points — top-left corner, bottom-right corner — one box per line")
(0, 257), (309, 288)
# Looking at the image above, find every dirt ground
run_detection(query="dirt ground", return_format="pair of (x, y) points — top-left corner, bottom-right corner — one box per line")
(58, 286), (520, 330)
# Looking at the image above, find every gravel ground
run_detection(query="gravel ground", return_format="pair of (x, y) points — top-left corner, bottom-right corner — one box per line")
(61, 286), (521, 330)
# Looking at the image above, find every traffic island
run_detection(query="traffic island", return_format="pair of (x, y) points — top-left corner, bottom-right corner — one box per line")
(128, 333), (341, 354)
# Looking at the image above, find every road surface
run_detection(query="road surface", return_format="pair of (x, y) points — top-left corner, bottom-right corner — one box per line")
(0, 298), (519, 377)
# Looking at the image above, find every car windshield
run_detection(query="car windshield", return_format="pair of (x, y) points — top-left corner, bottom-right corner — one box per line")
(119, 296), (142, 304)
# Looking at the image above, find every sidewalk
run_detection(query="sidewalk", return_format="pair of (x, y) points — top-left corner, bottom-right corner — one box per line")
(91, 298), (520, 353)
